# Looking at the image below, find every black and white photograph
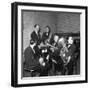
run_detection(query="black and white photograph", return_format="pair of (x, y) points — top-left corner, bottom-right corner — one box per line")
(11, 2), (88, 87)
(22, 11), (80, 77)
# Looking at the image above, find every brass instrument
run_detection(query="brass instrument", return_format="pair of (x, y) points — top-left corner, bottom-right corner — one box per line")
(46, 43), (58, 50)
(60, 46), (71, 65)
(39, 42), (58, 50)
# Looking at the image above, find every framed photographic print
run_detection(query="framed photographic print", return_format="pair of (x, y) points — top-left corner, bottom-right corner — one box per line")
(11, 2), (88, 87)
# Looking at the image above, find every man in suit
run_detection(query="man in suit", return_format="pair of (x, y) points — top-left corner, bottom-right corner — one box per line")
(66, 36), (76, 75)
(24, 39), (50, 77)
(23, 40), (39, 77)
(50, 34), (65, 75)
(31, 24), (41, 45)
(31, 24), (42, 57)
(42, 26), (51, 44)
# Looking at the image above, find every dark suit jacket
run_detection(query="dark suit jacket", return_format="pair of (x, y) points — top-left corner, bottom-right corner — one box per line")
(66, 43), (76, 67)
(31, 31), (41, 45)
(24, 46), (39, 70)
(42, 32), (49, 43)
(67, 44), (76, 57)
(50, 42), (62, 64)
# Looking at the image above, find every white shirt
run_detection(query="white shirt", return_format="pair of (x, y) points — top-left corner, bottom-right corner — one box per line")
(30, 43), (36, 53)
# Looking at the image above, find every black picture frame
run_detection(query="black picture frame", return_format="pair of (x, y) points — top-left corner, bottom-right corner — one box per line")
(11, 2), (88, 87)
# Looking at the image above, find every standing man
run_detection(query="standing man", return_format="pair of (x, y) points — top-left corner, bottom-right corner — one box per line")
(66, 36), (76, 75)
(31, 24), (42, 57)
(42, 26), (51, 44)
(31, 24), (41, 45)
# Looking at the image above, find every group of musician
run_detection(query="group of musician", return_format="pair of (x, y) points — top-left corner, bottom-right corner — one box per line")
(23, 24), (80, 77)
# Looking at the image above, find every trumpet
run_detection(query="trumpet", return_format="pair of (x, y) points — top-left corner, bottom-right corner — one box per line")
(46, 43), (58, 50)
(39, 42), (58, 50)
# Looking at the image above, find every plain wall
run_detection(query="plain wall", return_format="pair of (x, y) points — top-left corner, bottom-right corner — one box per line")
(56, 12), (80, 33)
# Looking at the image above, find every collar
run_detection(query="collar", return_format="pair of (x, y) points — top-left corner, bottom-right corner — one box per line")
(35, 31), (38, 35)
(30, 44), (35, 53)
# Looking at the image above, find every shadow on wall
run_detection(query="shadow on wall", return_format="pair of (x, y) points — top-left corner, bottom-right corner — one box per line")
(22, 11), (80, 51)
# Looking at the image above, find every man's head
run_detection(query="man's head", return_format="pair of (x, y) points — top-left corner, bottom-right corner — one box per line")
(34, 24), (40, 33)
(58, 37), (66, 47)
(68, 36), (74, 44)
(54, 34), (59, 43)
(30, 39), (34, 45)
(45, 26), (50, 34)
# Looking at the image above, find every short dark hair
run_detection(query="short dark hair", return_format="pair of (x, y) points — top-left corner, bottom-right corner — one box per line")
(45, 25), (51, 34)
(30, 39), (34, 45)
(46, 25), (50, 30)
(54, 33), (59, 37)
(34, 24), (41, 32)
(34, 24), (39, 28)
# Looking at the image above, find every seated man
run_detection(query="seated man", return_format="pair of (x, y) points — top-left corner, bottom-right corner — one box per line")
(36, 43), (52, 76)
(23, 40), (39, 77)
(33, 56), (50, 76)
(24, 39), (51, 77)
